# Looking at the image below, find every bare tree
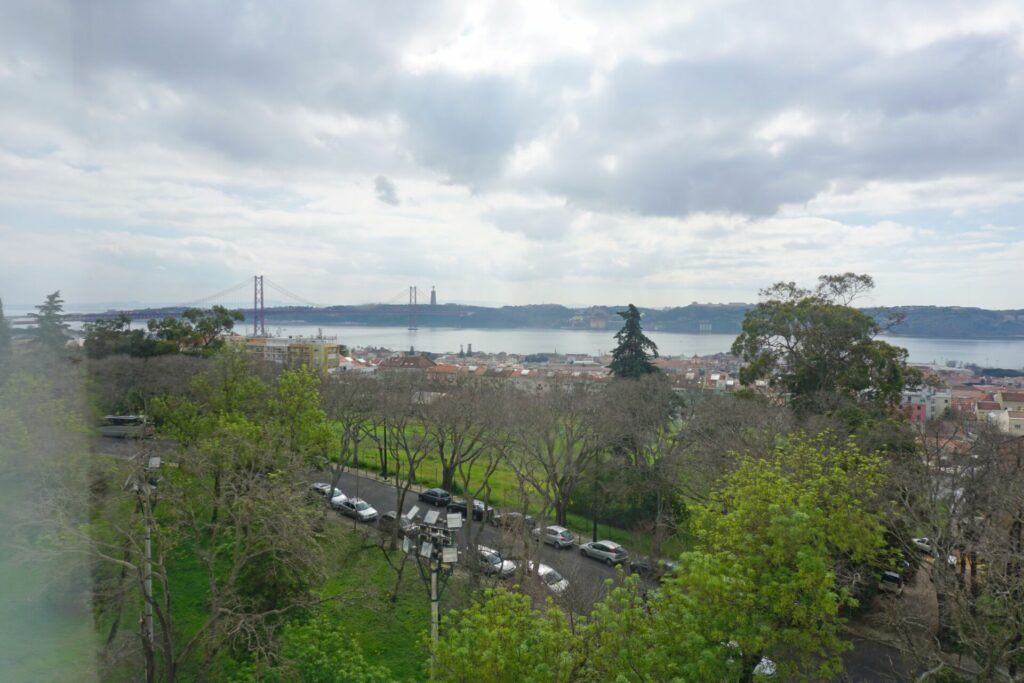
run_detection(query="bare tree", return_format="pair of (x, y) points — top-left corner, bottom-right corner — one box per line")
(422, 380), (495, 493)
(887, 416), (1024, 680)
(507, 381), (602, 527)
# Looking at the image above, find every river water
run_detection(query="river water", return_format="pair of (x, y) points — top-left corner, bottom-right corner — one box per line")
(266, 324), (1024, 369)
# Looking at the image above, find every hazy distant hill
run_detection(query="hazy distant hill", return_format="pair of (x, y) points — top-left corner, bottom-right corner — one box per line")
(72, 302), (1024, 340)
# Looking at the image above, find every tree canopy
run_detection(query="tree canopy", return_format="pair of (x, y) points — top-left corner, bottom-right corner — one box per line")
(731, 273), (916, 413)
(147, 305), (244, 354)
(609, 303), (659, 378)
(31, 290), (70, 353)
(82, 306), (245, 359)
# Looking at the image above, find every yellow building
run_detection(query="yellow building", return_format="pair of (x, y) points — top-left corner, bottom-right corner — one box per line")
(225, 334), (344, 370)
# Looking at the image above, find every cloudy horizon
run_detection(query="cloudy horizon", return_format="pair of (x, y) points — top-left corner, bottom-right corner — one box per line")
(2, 1), (1023, 310)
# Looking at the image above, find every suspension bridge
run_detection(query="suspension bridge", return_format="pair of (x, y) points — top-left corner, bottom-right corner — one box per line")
(45, 276), (432, 334)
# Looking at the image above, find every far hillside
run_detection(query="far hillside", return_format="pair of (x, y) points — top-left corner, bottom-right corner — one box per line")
(69, 303), (1024, 340)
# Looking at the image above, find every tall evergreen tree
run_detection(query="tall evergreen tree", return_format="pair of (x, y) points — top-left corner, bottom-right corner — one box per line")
(32, 290), (70, 353)
(609, 303), (659, 378)
(0, 296), (12, 376)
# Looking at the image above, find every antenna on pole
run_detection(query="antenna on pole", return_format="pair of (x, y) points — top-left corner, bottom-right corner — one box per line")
(253, 275), (265, 336)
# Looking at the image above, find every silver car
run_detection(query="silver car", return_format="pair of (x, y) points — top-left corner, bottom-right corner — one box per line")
(531, 525), (575, 548)
(579, 540), (628, 566)
(477, 545), (516, 578)
(312, 482), (345, 499)
(336, 498), (378, 522)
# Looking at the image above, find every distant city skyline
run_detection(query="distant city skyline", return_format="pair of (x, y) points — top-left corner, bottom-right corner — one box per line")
(2, 2), (1023, 309)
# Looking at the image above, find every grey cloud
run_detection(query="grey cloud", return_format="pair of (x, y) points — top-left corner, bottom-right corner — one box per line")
(3, 1), (1024, 222)
(484, 206), (575, 241)
(374, 175), (400, 206)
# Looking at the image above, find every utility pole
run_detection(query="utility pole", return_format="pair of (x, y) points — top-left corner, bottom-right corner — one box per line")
(131, 451), (162, 683)
(407, 507), (460, 670)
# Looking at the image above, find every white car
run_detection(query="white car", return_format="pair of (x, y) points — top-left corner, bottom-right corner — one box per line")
(328, 491), (349, 509)
(336, 497), (378, 522)
(477, 545), (516, 578)
(527, 561), (569, 594)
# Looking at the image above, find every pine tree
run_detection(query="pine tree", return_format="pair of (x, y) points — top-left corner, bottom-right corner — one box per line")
(32, 290), (70, 353)
(609, 303), (659, 378)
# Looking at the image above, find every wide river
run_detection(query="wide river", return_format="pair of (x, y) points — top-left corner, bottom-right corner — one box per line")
(268, 324), (1024, 369)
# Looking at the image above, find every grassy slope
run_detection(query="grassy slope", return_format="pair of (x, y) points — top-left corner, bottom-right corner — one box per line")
(99, 499), (446, 682)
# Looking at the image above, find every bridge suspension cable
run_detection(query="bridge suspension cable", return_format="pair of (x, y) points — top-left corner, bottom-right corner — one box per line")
(263, 277), (328, 308)
(178, 277), (252, 308)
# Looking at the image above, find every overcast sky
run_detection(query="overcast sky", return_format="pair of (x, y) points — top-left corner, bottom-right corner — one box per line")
(2, 1), (1023, 310)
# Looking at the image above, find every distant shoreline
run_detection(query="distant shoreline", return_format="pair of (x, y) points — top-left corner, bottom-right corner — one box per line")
(35, 301), (1024, 342)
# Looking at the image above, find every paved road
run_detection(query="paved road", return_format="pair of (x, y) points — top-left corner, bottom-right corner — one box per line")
(321, 469), (917, 681)
(322, 469), (626, 601)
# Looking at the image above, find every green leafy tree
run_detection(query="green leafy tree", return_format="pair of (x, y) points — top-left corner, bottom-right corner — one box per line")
(609, 303), (659, 378)
(685, 432), (888, 680)
(582, 570), (748, 682)
(434, 589), (582, 683)
(31, 290), (70, 353)
(731, 273), (917, 414)
(147, 305), (243, 355)
(270, 366), (333, 461)
(82, 313), (153, 358)
(230, 612), (395, 682)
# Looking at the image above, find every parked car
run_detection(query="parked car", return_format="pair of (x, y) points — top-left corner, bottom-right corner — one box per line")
(490, 511), (536, 530)
(447, 498), (494, 521)
(526, 561), (569, 594)
(418, 488), (452, 507)
(379, 510), (418, 537)
(311, 482), (345, 498)
(336, 498), (379, 522)
(912, 537), (934, 555)
(725, 641), (776, 679)
(531, 525), (575, 549)
(579, 540), (629, 566)
(879, 570), (904, 596)
(628, 556), (679, 580)
(328, 491), (349, 509)
(477, 545), (516, 578)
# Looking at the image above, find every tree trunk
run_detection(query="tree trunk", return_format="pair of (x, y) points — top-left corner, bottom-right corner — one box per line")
(210, 468), (221, 525)
(441, 465), (456, 492)
(555, 500), (567, 527)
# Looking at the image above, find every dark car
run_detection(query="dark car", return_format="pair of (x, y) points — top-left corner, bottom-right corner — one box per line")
(447, 498), (494, 521)
(628, 556), (679, 580)
(490, 511), (536, 530)
(417, 488), (452, 507)
(379, 510), (418, 538)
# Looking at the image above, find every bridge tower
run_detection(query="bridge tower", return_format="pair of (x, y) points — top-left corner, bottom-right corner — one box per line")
(408, 286), (418, 330)
(253, 275), (266, 336)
